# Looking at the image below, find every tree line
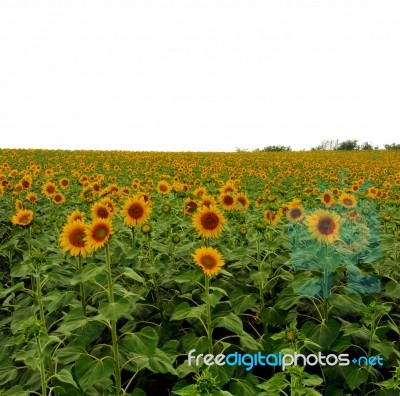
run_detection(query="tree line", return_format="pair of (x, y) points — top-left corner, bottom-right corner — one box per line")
(236, 140), (400, 152)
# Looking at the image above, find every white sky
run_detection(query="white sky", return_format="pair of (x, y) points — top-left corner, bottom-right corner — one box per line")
(0, 1), (399, 152)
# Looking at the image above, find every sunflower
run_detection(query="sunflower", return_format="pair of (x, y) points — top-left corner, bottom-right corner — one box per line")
(338, 193), (357, 208)
(192, 246), (225, 277)
(192, 205), (225, 238)
(99, 197), (116, 214)
(67, 210), (85, 223)
(59, 220), (89, 257)
(91, 201), (113, 220)
(15, 199), (24, 211)
(52, 192), (65, 205)
(367, 187), (378, 199)
(348, 210), (359, 220)
(194, 187), (207, 197)
(26, 192), (38, 204)
(199, 195), (216, 209)
(85, 218), (113, 251)
(306, 209), (340, 244)
(235, 194), (250, 210)
(219, 193), (236, 210)
(59, 178), (70, 189)
(184, 199), (198, 216)
(321, 192), (335, 207)
(11, 209), (34, 226)
(42, 181), (57, 197)
(121, 196), (151, 227)
(157, 180), (172, 195)
(264, 209), (281, 225)
(286, 206), (305, 223)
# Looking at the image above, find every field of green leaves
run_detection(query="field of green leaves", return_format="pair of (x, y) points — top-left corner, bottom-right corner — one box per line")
(0, 149), (400, 395)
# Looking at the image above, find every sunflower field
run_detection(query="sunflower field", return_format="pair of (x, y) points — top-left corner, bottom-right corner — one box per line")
(0, 148), (400, 396)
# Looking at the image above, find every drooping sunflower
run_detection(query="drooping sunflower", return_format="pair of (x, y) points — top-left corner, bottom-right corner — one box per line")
(321, 192), (335, 207)
(52, 192), (65, 205)
(91, 201), (113, 220)
(42, 181), (57, 197)
(67, 210), (85, 223)
(338, 193), (357, 208)
(192, 246), (225, 277)
(85, 218), (113, 251)
(157, 180), (172, 195)
(306, 209), (340, 244)
(192, 205), (226, 238)
(121, 196), (151, 227)
(59, 220), (89, 257)
(11, 209), (34, 226)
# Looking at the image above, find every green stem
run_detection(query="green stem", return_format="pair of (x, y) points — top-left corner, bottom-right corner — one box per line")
(36, 335), (47, 396)
(148, 236), (164, 323)
(322, 243), (330, 322)
(257, 233), (265, 308)
(105, 244), (121, 394)
(205, 275), (213, 354)
(78, 255), (86, 315)
(36, 263), (45, 328)
(131, 227), (135, 248)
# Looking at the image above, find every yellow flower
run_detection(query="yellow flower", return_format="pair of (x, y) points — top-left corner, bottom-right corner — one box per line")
(121, 196), (151, 227)
(11, 209), (34, 226)
(85, 218), (113, 251)
(59, 220), (89, 257)
(338, 193), (357, 208)
(306, 209), (340, 244)
(192, 205), (225, 238)
(192, 246), (225, 277)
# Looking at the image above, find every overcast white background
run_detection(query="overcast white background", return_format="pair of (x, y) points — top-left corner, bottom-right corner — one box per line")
(0, 1), (399, 152)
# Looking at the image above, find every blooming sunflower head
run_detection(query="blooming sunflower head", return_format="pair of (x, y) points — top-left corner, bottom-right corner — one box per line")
(11, 209), (34, 227)
(85, 218), (113, 251)
(26, 192), (38, 204)
(59, 220), (89, 257)
(91, 201), (113, 220)
(52, 192), (65, 205)
(338, 193), (357, 208)
(306, 209), (340, 244)
(219, 193), (236, 210)
(157, 180), (172, 195)
(235, 194), (250, 210)
(121, 196), (151, 227)
(192, 246), (225, 277)
(321, 192), (335, 207)
(286, 206), (305, 223)
(184, 199), (198, 216)
(42, 181), (57, 197)
(67, 210), (85, 223)
(192, 205), (226, 239)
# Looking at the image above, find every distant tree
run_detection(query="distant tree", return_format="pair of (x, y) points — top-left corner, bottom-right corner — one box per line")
(311, 140), (339, 150)
(335, 140), (359, 151)
(384, 143), (400, 150)
(261, 145), (292, 152)
(235, 147), (249, 152)
(359, 142), (378, 150)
